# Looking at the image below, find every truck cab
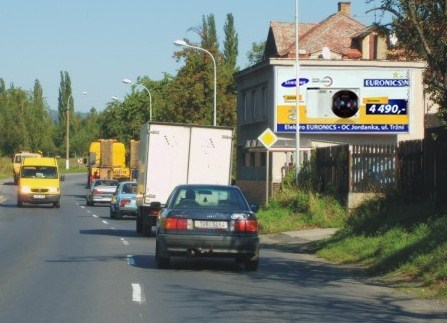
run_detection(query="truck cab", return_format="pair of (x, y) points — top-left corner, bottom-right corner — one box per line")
(12, 151), (42, 184)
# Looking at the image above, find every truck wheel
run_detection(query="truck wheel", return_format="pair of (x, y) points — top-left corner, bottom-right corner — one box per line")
(142, 223), (152, 237)
(136, 216), (142, 233)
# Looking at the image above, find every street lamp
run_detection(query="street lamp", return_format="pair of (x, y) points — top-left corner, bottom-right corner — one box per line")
(174, 39), (217, 126)
(295, 0), (301, 184)
(122, 78), (152, 121)
(66, 91), (87, 170)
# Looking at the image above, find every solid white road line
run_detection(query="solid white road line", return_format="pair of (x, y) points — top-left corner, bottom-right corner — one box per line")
(132, 283), (145, 304)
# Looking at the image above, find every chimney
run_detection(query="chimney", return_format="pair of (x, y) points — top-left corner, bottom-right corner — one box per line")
(338, 2), (351, 16)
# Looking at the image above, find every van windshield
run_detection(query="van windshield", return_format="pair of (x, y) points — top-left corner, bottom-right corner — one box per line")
(21, 166), (58, 179)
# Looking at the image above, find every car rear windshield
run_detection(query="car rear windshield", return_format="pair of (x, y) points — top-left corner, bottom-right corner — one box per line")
(173, 187), (248, 210)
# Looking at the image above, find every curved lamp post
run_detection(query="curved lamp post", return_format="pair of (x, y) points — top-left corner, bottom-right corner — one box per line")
(122, 78), (152, 121)
(174, 39), (217, 126)
(66, 91), (87, 170)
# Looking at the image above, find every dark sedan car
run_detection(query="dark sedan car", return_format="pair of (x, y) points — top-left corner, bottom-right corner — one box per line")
(155, 184), (260, 271)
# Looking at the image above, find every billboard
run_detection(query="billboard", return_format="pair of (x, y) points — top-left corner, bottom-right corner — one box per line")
(275, 66), (410, 134)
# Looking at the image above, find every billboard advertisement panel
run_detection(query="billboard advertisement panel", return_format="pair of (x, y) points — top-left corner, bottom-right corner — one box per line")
(275, 66), (410, 134)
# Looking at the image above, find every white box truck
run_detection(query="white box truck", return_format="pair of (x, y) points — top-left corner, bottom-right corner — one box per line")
(135, 122), (234, 236)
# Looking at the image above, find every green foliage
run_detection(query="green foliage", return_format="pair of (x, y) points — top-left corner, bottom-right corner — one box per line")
(371, 0), (447, 120)
(247, 41), (266, 66)
(223, 13), (238, 71)
(0, 81), (56, 157)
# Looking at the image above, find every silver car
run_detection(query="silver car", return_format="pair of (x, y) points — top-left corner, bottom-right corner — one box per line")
(86, 179), (119, 206)
(110, 181), (138, 219)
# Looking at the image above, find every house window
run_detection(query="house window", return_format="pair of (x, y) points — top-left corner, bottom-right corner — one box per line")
(262, 87), (267, 119)
(260, 151), (266, 167)
(242, 92), (248, 122)
(244, 151), (255, 167)
(251, 90), (256, 121)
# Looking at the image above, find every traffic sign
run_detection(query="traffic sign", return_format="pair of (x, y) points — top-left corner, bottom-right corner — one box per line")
(258, 128), (278, 149)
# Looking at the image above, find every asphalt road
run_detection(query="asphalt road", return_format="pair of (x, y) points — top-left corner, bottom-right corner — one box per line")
(0, 173), (446, 323)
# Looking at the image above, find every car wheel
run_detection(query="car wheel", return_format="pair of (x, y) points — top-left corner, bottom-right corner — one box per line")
(244, 247), (259, 271)
(17, 199), (23, 207)
(244, 258), (259, 271)
(142, 223), (152, 237)
(53, 201), (61, 208)
(155, 240), (170, 269)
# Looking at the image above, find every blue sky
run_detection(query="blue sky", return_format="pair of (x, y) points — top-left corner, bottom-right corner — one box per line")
(1, 0), (382, 112)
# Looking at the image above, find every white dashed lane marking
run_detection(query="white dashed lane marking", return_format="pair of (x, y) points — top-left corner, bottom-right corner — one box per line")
(132, 283), (145, 304)
(127, 255), (136, 266)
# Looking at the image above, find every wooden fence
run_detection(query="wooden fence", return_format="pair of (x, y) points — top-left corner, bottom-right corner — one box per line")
(314, 128), (447, 205)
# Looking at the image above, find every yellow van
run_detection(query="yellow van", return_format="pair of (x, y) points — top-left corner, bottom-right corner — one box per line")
(17, 157), (62, 208)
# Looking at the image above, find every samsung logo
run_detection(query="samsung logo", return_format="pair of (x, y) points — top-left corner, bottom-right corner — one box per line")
(364, 79), (409, 87)
(281, 78), (309, 88)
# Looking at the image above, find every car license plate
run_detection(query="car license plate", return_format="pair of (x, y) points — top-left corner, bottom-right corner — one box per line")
(34, 195), (45, 199)
(194, 221), (228, 229)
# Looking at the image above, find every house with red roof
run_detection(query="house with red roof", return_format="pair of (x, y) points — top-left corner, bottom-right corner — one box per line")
(234, 2), (427, 205)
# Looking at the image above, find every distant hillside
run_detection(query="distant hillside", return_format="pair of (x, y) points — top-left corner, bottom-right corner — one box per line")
(48, 109), (89, 123)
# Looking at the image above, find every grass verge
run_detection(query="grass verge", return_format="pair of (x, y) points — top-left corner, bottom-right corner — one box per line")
(255, 180), (447, 299)
(257, 188), (348, 233)
(312, 194), (447, 298)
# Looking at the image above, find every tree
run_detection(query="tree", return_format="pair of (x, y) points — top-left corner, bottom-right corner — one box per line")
(201, 14), (218, 50)
(247, 41), (266, 66)
(223, 13), (238, 71)
(57, 71), (72, 154)
(369, 0), (447, 120)
(71, 108), (101, 157)
(29, 80), (56, 155)
(220, 13), (239, 126)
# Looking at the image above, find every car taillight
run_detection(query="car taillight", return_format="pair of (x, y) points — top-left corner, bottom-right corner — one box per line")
(120, 199), (130, 207)
(234, 219), (258, 233)
(163, 218), (190, 230)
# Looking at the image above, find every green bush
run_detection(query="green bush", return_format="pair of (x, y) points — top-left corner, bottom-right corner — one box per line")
(257, 185), (348, 234)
